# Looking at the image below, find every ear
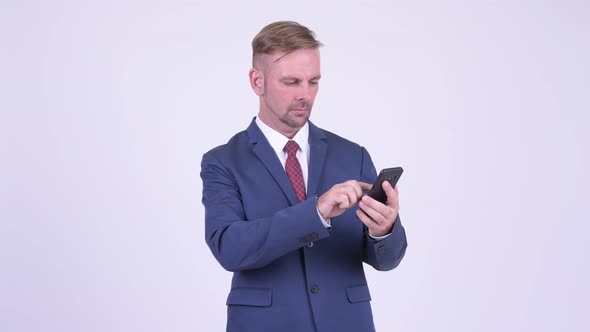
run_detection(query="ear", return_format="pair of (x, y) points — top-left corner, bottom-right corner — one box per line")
(249, 67), (264, 96)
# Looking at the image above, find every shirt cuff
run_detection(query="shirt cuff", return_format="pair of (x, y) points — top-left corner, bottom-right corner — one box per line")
(315, 199), (331, 229)
(369, 232), (391, 240)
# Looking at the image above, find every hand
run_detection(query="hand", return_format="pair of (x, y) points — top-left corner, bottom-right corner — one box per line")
(317, 180), (372, 219)
(356, 181), (400, 237)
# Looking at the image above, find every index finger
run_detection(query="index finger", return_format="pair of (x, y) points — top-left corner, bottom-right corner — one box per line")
(359, 181), (373, 191)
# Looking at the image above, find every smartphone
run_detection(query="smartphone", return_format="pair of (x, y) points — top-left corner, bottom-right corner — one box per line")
(366, 167), (404, 204)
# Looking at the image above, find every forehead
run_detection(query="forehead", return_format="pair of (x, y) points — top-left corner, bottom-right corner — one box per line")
(266, 48), (321, 77)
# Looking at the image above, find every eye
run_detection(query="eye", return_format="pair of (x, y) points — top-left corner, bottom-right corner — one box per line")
(309, 80), (319, 86)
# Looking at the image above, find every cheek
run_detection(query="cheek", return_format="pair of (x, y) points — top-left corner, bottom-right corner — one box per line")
(275, 88), (295, 102)
(269, 83), (289, 97)
(267, 89), (291, 109)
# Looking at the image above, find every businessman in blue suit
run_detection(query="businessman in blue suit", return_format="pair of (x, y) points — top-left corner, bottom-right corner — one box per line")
(201, 21), (407, 332)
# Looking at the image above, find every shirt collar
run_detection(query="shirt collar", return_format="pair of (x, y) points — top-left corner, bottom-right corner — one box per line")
(255, 117), (309, 155)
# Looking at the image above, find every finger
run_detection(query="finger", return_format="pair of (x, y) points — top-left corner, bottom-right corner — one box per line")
(356, 207), (392, 237)
(359, 181), (373, 191)
(351, 181), (364, 200)
(343, 180), (363, 202)
(356, 208), (379, 229)
(337, 193), (351, 209)
(360, 194), (390, 217)
(345, 189), (359, 207)
(382, 181), (399, 209)
(358, 197), (386, 225)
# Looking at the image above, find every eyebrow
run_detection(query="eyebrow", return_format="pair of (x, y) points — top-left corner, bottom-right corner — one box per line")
(281, 75), (322, 81)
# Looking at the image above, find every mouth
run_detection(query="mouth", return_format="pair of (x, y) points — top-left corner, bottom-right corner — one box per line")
(290, 108), (309, 116)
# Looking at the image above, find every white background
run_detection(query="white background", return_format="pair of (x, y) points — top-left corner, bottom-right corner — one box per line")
(1, 0), (589, 331)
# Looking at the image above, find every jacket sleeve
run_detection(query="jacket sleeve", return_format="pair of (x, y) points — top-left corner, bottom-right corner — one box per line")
(201, 152), (330, 272)
(358, 147), (408, 271)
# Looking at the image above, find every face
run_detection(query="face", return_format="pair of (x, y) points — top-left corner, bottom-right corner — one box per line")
(250, 48), (321, 138)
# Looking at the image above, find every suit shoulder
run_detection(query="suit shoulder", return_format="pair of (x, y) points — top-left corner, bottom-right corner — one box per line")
(203, 129), (249, 159)
(317, 127), (366, 152)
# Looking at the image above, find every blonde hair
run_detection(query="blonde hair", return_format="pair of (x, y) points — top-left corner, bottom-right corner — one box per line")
(252, 21), (322, 63)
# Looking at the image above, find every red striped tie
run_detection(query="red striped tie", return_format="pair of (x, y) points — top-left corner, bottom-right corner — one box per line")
(284, 140), (306, 202)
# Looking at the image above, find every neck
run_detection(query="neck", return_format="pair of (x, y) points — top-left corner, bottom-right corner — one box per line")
(257, 112), (300, 139)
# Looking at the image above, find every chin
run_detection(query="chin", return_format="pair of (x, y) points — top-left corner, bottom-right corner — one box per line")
(286, 117), (309, 129)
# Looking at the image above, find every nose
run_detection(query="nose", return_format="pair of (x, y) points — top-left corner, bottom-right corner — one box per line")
(297, 82), (315, 101)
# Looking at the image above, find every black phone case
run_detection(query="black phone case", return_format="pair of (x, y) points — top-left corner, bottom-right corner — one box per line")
(366, 167), (404, 203)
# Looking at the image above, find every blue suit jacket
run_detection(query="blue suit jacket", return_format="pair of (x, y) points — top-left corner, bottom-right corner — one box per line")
(201, 119), (407, 332)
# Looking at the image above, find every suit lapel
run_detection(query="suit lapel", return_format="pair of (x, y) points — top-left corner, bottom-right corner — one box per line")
(247, 119), (328, 204)
(306, 121), (328, 197)
(247, 119), (299, 206)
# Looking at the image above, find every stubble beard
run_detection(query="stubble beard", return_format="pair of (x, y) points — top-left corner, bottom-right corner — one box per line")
(281, 111), (310, 129)
(281, 101), (312, 129)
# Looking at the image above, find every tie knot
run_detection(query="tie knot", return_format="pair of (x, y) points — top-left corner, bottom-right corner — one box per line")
(284, 140), (300, 155)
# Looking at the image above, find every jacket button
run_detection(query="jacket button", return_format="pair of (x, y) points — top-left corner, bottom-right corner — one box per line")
(310, 284), (320, 294)
(307, 242), (314, 248)
(378, 245), (386, 254)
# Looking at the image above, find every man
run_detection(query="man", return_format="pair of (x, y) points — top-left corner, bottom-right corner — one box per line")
(201, 21), (407, 332)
